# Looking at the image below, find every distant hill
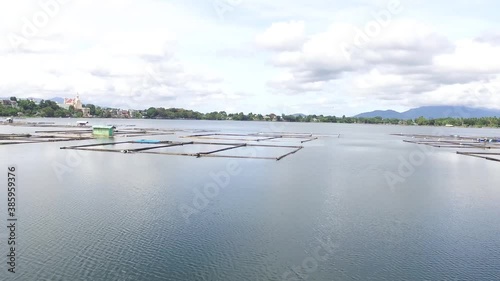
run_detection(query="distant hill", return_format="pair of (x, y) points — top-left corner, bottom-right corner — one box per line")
(355, 109), (401, 119)
(50, 97), (65, 104)
(355, 106), (500, 119)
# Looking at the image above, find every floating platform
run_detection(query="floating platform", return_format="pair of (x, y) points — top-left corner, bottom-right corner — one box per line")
(180, 132), (322, 143)
(0, 133), (92, 145)
(0, 128), (177, 145)
(456, 151), (500, 162)
(393, 133), (500, 163)
(60, 140), (304, 161)
(2, 126), (333, 161)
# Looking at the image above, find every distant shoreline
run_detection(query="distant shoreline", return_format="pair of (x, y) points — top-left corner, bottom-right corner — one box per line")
(3, 116), (500, 129)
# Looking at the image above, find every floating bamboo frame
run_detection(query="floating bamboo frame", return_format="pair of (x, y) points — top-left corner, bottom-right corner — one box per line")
(395, 133), (500, 163)
(402, 139), (498, 149)
(0, 133), (92, 145)
(0, 128), (178, 146)
(456, 152), (500, 162)
(34, 128), (176, 137)
(180, 132), (321, 144)
(60, 140), (304, 161)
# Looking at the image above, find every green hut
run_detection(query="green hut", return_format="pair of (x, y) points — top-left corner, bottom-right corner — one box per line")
(92, 125), (114, 137)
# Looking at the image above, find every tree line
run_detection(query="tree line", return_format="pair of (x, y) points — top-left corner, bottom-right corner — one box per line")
(2, 97), (500, 127)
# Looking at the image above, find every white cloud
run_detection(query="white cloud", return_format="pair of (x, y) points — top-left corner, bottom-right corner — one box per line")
(434, 40), (500, 73)
(255, 21), (306, 51)
(257, 17), (500, 113)
(1, 0), (500, 116)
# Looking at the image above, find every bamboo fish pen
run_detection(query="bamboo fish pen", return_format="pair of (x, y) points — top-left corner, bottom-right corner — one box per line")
(60, 140), (304, 161)
(394, 133), (500, 163)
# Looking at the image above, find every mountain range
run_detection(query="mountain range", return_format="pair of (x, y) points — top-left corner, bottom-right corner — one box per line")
(354, 106), (500, 119)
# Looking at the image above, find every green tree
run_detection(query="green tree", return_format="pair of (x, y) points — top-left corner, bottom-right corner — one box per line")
(415, 116), (428, 126)
(41, 107), (54, 117)
(54, 109), (67, 117)
(95, 106), (103, 117)
(17, 99), (36, 114)
(146, 107), (157, 118)
(133, 111), (142, 118)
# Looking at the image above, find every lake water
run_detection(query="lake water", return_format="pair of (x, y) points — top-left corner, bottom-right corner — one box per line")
(1, 119), (500, 281)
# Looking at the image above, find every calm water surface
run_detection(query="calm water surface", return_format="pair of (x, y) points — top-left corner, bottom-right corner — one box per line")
(1, 119), (500, 281)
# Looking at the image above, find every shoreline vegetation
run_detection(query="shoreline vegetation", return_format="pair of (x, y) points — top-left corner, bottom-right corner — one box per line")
(1, 97), (500, 128)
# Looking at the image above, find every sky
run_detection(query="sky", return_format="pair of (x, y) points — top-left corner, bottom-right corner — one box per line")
(1, 0), (500, 116)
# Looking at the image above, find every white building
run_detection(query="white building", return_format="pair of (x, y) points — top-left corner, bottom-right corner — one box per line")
(61, 94), (83, 110)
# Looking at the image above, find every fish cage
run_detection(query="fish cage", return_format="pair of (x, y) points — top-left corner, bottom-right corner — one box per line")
(60, 140), (304, 161)
(0, 133), (92, 145)
(180, 132), (321, 144)
(393, 133), (500, 163)
(34, 128), (177, 138)
(0, 128), (179, 146)
(456, 152), (500, 162)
